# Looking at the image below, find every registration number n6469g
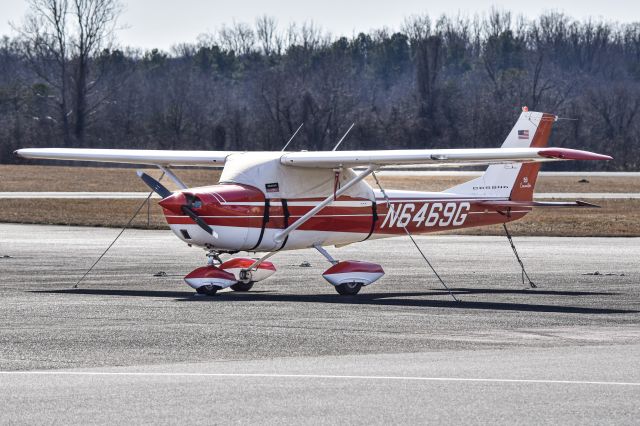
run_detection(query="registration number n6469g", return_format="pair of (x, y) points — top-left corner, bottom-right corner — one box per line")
(380, 202), (471, 228)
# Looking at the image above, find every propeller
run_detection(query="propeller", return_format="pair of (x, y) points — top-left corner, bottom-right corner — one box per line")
(137, 171), (215, 236)
(137, 171), (172, 198)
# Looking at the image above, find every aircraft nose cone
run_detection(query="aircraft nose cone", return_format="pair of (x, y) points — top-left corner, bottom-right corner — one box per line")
(159, 192), (187, 214)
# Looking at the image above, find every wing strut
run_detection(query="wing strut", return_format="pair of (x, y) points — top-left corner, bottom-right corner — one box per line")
(243, 165), (377, 275)
(157, 165), (187, 189)
(274, 165), (377, 243)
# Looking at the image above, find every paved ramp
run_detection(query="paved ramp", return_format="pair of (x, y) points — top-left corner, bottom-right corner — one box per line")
(1, 224), (638, 424)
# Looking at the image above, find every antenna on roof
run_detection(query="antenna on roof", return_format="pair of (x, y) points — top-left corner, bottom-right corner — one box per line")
(281, 123), (304, 152)
(332, 123), (355, 151)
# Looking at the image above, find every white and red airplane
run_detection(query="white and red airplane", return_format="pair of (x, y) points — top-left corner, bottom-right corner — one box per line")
(16, 109), (611, 296)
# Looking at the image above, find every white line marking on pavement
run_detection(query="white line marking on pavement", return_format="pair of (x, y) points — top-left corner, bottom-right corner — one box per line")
(1, 371), (639, 386)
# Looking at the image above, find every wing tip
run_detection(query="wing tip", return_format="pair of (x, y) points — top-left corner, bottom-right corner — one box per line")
(14, 148), (27, 158)
(538, 148), (613, 161)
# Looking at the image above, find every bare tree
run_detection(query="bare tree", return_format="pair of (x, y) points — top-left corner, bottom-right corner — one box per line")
(219, 21), (256, 55)
(256, 15), (281, 56)
(3, 11), (639, 169)
(16, 0), (122, 144)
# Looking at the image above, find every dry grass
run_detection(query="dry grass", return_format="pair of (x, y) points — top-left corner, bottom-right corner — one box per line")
(446, 199), (640, 237)
(0, 165), (221, 192)
(366, 174), (640, 193)
(2, 164), (639, 193)
(1, 165), (638, 236)
(0, 198), (638, 237)
(0, 198), (168, 229)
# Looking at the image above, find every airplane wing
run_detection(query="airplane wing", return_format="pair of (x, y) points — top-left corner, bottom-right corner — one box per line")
(280, 147), (612, 168)
(14, 148), (236, 167)
(15, 146), (611, 169)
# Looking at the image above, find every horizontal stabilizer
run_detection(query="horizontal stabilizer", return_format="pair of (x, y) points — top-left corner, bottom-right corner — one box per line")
(478, 200), (600, 209)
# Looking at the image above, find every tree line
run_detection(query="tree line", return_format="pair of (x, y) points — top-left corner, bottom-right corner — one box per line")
(1, 1), (639, 170)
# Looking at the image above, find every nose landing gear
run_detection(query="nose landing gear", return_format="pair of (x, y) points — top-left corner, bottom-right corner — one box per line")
(185, 254), (276, 296)
(184, 265), (237, 295)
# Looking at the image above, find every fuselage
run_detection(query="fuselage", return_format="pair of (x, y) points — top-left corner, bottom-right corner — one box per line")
(161, 183), (528, 252)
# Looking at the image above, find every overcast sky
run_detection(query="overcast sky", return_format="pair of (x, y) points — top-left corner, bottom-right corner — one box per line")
(1, 0), (638, 50)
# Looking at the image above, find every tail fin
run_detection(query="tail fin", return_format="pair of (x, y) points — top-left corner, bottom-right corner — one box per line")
(445, 109), (556, 201)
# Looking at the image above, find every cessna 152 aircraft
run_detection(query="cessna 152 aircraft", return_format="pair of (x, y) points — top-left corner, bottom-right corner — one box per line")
(16, 109), (611, 296)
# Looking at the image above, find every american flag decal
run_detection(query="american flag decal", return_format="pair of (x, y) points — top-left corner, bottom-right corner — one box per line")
(518, 129), (529, 139)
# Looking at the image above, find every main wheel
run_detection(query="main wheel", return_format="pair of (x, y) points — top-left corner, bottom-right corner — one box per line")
(335, 282), (362, 295)
(230, 281), (254, 292)
(196, 284), (219, 296)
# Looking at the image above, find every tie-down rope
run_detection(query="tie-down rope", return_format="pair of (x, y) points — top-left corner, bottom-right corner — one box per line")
(73, 172), (165, 289)
(371, 171), (459, 302)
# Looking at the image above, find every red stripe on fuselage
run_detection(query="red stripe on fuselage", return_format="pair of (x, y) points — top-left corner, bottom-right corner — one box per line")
(163, 195), (527, 235)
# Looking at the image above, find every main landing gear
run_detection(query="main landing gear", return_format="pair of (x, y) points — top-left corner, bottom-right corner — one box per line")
(314, 244), (385, 296)
(335, 282), (363, 295)
(186, 247), (386, 297)
(196, 284), (221, 296)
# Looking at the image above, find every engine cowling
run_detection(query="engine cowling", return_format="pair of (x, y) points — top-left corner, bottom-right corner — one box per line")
(160, 183), (267, 250)
(184, 265), (237, 290)
(220, 258), (276, 283)
(322, 261), (385, 287)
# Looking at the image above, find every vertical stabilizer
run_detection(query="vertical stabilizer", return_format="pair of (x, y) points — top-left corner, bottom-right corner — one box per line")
(444, 110), (556, 200)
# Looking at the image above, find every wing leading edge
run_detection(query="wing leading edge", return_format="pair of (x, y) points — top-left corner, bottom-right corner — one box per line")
(15, 148), (236, 166)
(279, 147), (612, 168)
(15, 146), (612, 169)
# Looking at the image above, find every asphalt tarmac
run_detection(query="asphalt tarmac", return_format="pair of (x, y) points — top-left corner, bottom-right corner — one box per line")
(1, 224), (639, 424)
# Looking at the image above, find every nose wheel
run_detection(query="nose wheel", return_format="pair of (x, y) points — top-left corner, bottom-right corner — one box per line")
(186, 257), (276, 296)
(335, 282), (363, 295)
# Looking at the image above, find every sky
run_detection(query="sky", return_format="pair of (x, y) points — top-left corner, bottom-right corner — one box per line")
(1, 0), (638, 50)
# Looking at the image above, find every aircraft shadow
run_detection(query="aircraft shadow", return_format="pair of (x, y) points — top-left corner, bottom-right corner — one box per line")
(31, 288), (270, 298)
(32, 288), (635, 315)
(431, 287), (616, 297)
